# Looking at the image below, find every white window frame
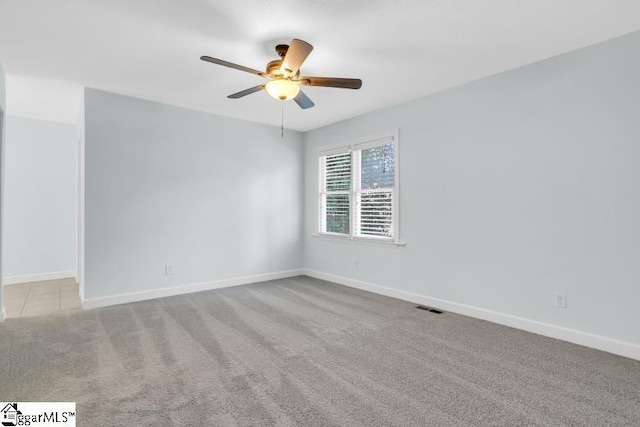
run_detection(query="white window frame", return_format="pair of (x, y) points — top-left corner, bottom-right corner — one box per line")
(316, 131), (402, 246)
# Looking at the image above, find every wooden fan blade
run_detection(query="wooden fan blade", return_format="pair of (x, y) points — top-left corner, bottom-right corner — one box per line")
(294, 90), (315, 109)
(281, 39), (313, 76)
(228, 85), (266, 99)
(201, 56), (267, 77)
(299, 76), (362, 89)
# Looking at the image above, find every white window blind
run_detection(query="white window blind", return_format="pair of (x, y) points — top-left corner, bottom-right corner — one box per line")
(319, 135), (398, 241)
(320, 152), (351, 235)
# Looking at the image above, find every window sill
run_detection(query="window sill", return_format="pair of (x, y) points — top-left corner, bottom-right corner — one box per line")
(312, 234), (406, 248)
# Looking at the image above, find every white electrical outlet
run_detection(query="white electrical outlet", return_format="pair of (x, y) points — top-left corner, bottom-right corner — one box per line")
(354, 260), (360, 270)
(555, 293), (567, 309)
(165, 263), (175, 275)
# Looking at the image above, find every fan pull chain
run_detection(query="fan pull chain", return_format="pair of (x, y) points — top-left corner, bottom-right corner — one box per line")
(281, 102), (284, 138)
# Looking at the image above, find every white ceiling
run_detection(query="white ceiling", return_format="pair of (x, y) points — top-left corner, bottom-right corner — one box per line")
(1, 0), (639, 131)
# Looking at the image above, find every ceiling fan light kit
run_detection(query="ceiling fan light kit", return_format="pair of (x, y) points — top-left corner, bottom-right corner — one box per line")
(201, 38), (362, 109)
(265, 79), (300, 100)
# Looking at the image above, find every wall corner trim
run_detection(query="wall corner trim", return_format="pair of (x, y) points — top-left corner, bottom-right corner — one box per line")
(81, 269), (304, 310)
(302, 269), (640, 361)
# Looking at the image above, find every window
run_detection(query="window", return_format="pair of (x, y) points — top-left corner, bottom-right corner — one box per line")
(318, 134), (398, 242)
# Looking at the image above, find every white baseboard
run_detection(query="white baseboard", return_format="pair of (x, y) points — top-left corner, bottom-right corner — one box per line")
(303, 269), (640, 361)
(82, 269), (304, 310)
(3, 270), (77, 286)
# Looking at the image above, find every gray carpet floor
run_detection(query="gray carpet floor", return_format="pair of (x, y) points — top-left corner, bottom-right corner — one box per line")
(1, 276), (638, 426)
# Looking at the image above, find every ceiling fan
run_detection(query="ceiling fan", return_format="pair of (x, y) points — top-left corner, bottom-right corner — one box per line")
(200, 38), (362, 109)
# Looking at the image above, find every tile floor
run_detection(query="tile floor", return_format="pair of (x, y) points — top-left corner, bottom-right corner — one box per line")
(3, 278), (82, 318)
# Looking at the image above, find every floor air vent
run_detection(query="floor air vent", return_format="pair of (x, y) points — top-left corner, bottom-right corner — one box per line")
(416, 305), (443, 314)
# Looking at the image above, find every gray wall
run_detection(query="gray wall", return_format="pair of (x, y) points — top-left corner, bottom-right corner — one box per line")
(84, 89), (303, 299)
(0, 64), (4, 111)
(303, 32), (640, 344)
(76, 93), (85, 300)
(0, 63), (5, 319)
(3, 116), (77, 278)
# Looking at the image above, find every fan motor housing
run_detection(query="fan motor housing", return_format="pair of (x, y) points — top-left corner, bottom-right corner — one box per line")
(266, 59), (284, 76)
